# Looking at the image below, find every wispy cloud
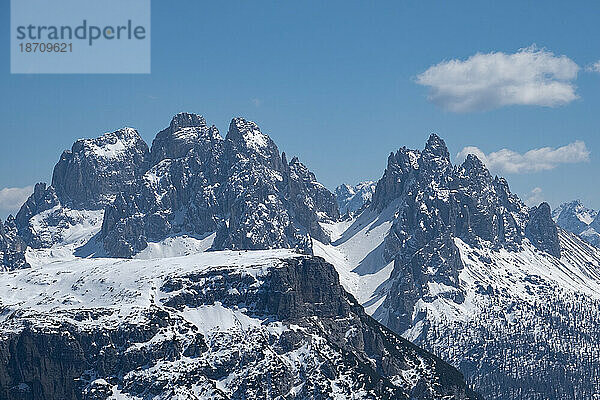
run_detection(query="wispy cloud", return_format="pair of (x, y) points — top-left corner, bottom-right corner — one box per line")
(0, 186), (33, 218)
(416, 46), (580, 112)
(524, 187), (544, 206)
(456, 141), (590, 174)
(251, 98), (262, 107)
(585, 61), (600, 73)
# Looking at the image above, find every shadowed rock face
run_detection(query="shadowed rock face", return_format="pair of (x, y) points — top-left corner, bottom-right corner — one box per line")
(0, 215), (29, 271)
(0, 256), (480, 400)
(368, 135), (560, 334)
(99, 114), (339, 257)
(14, 113), (339, 258)
(51, 127), (149, 210)
(526, 202), (561, 258)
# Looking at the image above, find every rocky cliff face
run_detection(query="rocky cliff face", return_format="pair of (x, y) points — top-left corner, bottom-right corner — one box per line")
(51, 127), (149, 210)
(367, 135), (559, 333)
(99, 114), (339, 257)
(587, 216), (600, 246)
(14, 183), (60, 248)
(14, 113), (340, 259)
(525, 203), (561, 257)
(314, 134), (600, 400)
(0, 216), (29, 271)
(0, 251), (479, 400)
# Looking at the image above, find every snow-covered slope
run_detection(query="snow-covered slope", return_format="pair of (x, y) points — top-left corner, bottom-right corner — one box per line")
(318, 211), (600, 399)
(315, 201), (397, 314)
(6, 114), (598, 399)
(0, 250), (478, 400)
(316, 135), (600, 399)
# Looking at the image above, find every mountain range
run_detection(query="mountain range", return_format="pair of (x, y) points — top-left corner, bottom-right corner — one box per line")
(552, 199), (600, 246)
(2, 112), (600, 399)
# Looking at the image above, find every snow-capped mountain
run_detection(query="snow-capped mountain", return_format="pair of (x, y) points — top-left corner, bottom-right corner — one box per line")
(102, 115), (339, 257)
(4, 114), (600, 399)
(9, 113), (339, 262)
(0, 114), (480, 399)
(0, 250), (478, 399)
(315, 135), (600, 399)
(552, 200), (600, 246)
(335, 181), (376, 216)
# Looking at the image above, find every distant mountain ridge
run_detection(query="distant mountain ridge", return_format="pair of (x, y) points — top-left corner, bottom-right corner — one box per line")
(335, 181), (376, 216)
(552, 200), (600, 246)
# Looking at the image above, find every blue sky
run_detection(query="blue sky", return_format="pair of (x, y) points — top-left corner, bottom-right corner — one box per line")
(1, 1), (600, 217)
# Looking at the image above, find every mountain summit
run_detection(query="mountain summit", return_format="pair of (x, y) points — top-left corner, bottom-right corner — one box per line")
(4, 121), (600, 399)
(0, 115), (482, 400)
(11, 113), (339, 260)
(314, 134), (600, 399)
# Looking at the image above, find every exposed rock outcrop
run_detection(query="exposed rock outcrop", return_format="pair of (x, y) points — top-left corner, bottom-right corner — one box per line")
(99, 114), (339, 257)
(14, 113), (340, 258)
(0, 215), (29, 271)
(526, 202), (561, 258)
(51, 128), (149, 210)
(368, 134), (559, 333)
(0, 253), (480, 399)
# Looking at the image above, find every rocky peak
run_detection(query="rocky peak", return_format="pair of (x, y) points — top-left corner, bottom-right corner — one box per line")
(423, 133), (450, 162)
(14, 183), (60, 247)
(95, 114), (338, 257)
(373, 135), (561, 334)
(169, 112), (207, 131)
(549, 200), (600, 247)
(371, 147), (420, 211)
(526, 202), (561, 258)
(460, 153), (488, 175)
(553, 200), (597, 234)
(225, 118), (283, 171)
(4, 215), (16, 229)
(51, 127), (149, 209)
(335, 181), (376, 216)
(70, 127), (145, 159)
(284, 156), (340, 242)
(288, 156), (312, 179)
(150, 113), (221, 165)
(16, 183), (59, 224)
(336, 183), (354, 198)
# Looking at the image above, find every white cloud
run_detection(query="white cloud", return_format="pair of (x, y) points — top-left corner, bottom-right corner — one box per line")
(251, 98), (262, 107)
(586, 61), (600, 73)
(0, 186), (33, 218)
(456, 141), (590, 174)
(524, 187), (544, 206)
(416, 46), (580, 112)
